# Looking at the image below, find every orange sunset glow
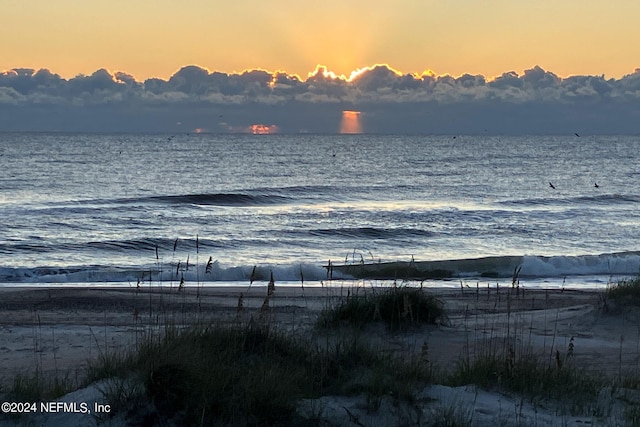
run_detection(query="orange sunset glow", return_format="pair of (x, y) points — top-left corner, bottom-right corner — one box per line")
(2, 0), (640, 136)
(2, 1), (639, 81)
(308, 64), (409, 82)
(340, 111), (362, 134)
(250, 124), (278, 134)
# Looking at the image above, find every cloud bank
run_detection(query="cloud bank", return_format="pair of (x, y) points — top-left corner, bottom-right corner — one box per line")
(1, 64), (640, 134)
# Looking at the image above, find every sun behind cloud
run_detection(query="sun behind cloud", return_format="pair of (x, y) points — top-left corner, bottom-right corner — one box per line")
(340, 110), (362, 134)
(250, 124), (278, 134)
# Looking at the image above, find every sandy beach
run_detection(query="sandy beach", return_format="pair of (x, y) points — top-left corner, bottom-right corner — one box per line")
(1, 283), (639, 426)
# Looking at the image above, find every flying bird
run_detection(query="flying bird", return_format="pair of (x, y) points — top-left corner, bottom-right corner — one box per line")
(574, 133), (580, 137)
(549, 182), (556, 189)
(594, 182), (599, 188)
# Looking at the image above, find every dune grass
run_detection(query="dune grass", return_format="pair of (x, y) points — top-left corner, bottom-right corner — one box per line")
(6, 276), (640, 425)
(84, 321), (430, 426)
(447, 346), (602, 406)
(7, 371), (76, 403)
(316, 285), (447, 331)
(606, 276), (640, 306)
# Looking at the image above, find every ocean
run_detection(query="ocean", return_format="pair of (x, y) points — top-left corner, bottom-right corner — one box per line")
(1, 132), (639, 289)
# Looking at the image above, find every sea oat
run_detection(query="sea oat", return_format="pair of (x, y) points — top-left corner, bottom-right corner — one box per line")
(267, 271), (275, 297)
(555, 350), (563, 369)
(261, 295), (270, 312)
(567, 336), (575, 360)
(237, 293), (244, 313)
(250, 265), (257, 284)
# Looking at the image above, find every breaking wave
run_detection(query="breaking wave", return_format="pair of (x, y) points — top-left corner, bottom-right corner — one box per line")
(2, 251), (639, 285)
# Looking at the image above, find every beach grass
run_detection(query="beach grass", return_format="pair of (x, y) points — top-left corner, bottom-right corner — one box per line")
(83, 320), (430, 425)
(8, 371), (77, 403)
(316, 285), (447, 331)
(4, 278), (640, 425)
(606, 276), (640, 306)
(446, 346), (602, 406)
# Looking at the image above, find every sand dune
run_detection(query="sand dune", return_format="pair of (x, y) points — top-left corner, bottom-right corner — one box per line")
(0, 284), (638, 426)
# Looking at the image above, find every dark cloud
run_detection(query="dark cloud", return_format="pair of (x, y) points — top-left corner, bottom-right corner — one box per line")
(350, 65), (402, 91)
(619, 69), (640, 95)
(1, 65), (640, 133)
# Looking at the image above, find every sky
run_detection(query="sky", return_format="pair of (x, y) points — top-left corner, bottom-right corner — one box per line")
(1, 0), (640, 134)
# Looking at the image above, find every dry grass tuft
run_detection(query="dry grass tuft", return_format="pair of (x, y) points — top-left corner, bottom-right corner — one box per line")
(317, 286), (446, 331)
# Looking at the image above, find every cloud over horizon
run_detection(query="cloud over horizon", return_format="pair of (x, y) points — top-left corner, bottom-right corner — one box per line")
(1, 64), (640, 134)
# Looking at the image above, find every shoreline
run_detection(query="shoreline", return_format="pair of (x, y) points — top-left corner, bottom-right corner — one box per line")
(0, 273), (618, 290)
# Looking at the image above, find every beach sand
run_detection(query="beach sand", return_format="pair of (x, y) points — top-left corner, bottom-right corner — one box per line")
(1, 283), (639, 426)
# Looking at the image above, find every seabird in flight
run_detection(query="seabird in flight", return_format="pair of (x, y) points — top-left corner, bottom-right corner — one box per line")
(549, 182), (556, 189)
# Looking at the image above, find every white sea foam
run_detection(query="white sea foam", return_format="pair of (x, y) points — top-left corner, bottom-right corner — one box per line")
(520, 252), (640, 278)
(2, 252), (639, 287)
